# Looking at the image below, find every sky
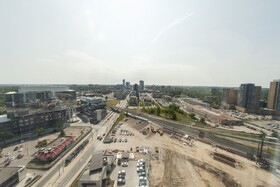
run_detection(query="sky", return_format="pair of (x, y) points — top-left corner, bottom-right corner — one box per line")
(0, 0), (280, 87)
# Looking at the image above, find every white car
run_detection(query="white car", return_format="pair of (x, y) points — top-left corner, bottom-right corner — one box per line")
(137, 162), (145, 167)
(138, 159), (145, 163)
(10, 156), (15, 161)
(139, 176), (147, 181)
(121, 162), (128, 167)
(137, 166), (145, 172)
(18, 148), (23, 152)
(4, 153), (10, 157)
(120, 170), (126, 175)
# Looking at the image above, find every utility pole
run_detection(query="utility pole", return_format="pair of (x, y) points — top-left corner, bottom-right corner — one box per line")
(256, 131), (269, 169)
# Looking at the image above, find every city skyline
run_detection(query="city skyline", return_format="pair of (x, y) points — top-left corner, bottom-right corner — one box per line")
(1, 0), (280, 87)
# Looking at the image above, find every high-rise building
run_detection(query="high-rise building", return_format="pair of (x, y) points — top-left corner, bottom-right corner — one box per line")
(122, 79), (125, 87)
(222, 88), (238, 109)
(133, 84), (139, 99)
(223, 88), (238, 105)
(267, 80), (280, 111)
(139, 80), (144, 91)
(237, 83), (261, 109)
(126, 82), (130, 89)
(133, 84), (139, 92)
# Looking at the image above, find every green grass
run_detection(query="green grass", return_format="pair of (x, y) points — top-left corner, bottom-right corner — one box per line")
(176, 112), (194, 123)
(106, 99), (120, 106)
(219, 132), (261, 140)
(117, 113), (125, 122)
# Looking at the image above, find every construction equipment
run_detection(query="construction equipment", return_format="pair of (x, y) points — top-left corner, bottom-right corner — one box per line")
(150, 126), (156, 133)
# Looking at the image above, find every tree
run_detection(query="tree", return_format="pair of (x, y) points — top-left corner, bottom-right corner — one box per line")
(105, 96), (108, 101)
(156, 106), (161, 116)
(60, 129), (66, 137)
(272, 131), (279, 138)
(55, 120), (64, 131)
(36, 128), (45, 136)
(171, 112), (177, 120)
(189, 113), (196, 120)
(0, 131), (13, 141)
(200, 117), (205, 124)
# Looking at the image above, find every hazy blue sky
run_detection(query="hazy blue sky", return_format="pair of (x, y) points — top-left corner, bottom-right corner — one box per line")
(0, 0), (279, 87)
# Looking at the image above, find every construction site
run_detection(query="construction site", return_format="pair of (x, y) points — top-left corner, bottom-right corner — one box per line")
(100, 116), (280, 187)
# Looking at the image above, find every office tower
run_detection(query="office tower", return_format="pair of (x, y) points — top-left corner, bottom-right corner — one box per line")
(126, 82), (130, 89)
(267, 80), (280, 111)
(139, 80), (144, 91)
(222, 88), (238, 109)
(133, 84), (139, 99)
(223, 88), (238, 105)
(122, 79), (125, 87)
(238, 83), (261, 109)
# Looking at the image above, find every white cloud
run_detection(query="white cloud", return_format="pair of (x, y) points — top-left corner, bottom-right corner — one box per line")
(152, 12), (194, 42)
(97, 32), (106, 41)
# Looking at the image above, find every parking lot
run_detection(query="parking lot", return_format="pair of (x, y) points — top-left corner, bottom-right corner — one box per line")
(0, 125), (90, 168)
(110, 158), (149, 187)
(99, 117), (156, 187)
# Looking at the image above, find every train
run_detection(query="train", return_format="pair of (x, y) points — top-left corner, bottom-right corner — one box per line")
(65, 139), (89, 166)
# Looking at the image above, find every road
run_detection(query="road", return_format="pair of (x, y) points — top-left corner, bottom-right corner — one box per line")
(33, 98), (128, 187)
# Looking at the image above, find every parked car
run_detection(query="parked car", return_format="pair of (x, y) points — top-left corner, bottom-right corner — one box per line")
(17, 154), (24, 159)
(137, 166), (145, 172)
(14, 146), (19, 151)
(139, 180), (147, 186)
(121, 162), (128, 167)
(137, 162), (145, 167)
(120, 170), (126, 175)
(139, 176), (147, 181)
(4, 157), (10, 163)
(4, 153), (10, 157)
(117, 178), (125, 185)
(139, 172), (146, 177)
(4, 160), (11, 167)
(10, 156), (15, 161)
(18, 148), (23, 152)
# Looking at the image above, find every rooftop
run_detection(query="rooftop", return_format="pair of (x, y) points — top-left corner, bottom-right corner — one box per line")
(5, 91), (17, 94)
(90, 151), (104, 172)
(19, 85), (69, 93)
(80, 167), (106, 182)
(0, 115), (10, 123)
(0, 166), (25, 184)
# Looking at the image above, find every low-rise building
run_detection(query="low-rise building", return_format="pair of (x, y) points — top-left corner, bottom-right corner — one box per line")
(0, 166), (26, 187)
(185, 104), (243, 126)
(0, 86), (76, 145)
(129, 96), (138, 106)
(90, 109), (107, 124)
(78, 151), (115, 187)
(114, 91), (129, 100)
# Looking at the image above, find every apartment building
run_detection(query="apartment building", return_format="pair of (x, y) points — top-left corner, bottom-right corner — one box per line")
(267, 80), (280, 111)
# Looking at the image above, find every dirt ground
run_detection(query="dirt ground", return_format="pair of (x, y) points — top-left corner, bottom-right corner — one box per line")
(102, 117), (280, 187)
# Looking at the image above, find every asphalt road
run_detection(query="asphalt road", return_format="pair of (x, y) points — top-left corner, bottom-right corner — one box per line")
(33, 98), (128, 187)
